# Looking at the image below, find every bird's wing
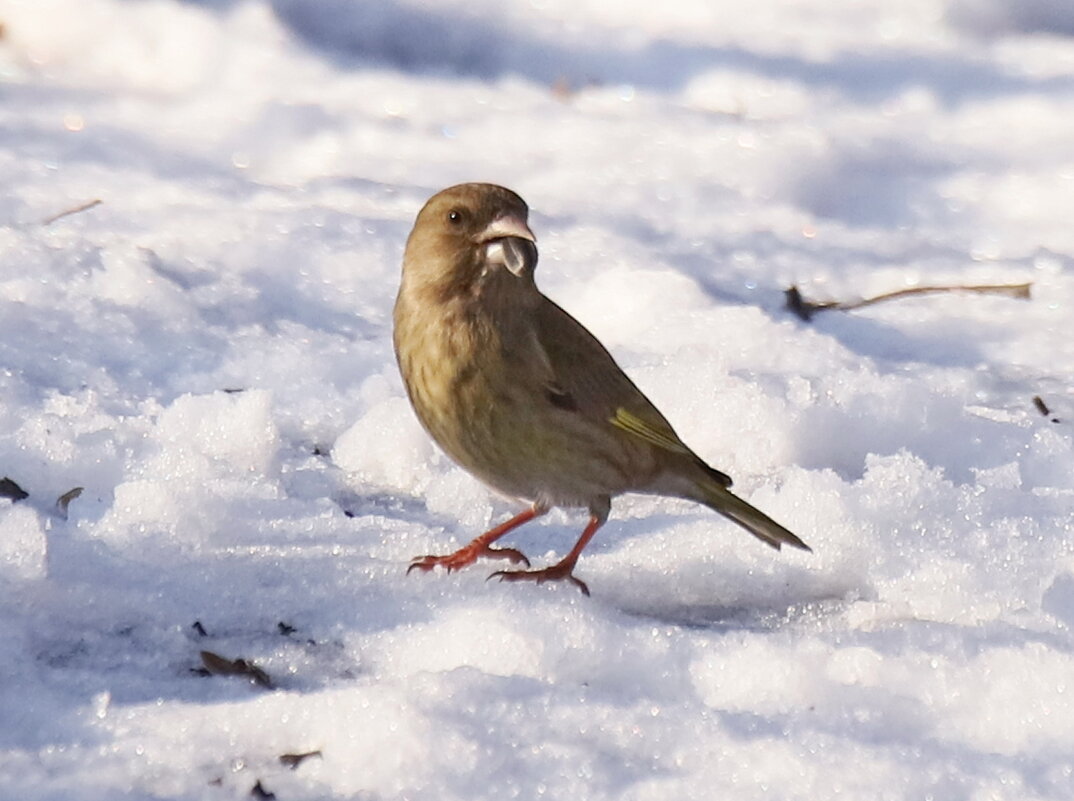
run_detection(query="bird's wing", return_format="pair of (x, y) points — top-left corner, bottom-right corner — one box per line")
(530, 297), (733, 488)
(531, 298), (691, 456)
(607, 407), (692, 454)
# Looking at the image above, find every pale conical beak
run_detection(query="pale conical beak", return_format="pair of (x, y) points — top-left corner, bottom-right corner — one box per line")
(478, 214), (538, 277)
(477, 213), (536, 245)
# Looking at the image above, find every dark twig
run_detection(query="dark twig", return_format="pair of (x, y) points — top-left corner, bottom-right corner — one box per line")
(42, 199), (103, 226)
(0, 477), (29, 502)
(250, 780), (275, 799)
(56, 486), (83, 518)
(279, 750), (323, 770)
(1033, 395), (1060, 423)
(785, 282), (1032, 322)
(199, 650), (273, 689)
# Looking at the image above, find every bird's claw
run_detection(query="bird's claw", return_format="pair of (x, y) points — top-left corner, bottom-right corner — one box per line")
(407, 544), (530, 575)
(406, 557), (441, 575)
(486, 546), (531, 567)
(487, 563), (590, 596)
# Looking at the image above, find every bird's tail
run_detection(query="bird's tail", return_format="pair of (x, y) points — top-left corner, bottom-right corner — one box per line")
(697, 481), (811, 552)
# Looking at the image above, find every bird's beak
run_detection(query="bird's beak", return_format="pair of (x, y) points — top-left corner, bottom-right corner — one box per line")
(478, 214), (538, 277)
(478, 213), (537, 245)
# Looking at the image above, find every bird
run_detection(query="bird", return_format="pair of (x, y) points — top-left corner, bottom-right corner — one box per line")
(393, 183), (809, 595)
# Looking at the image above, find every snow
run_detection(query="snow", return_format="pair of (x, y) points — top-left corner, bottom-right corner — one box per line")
(1, 0), (1074, 798)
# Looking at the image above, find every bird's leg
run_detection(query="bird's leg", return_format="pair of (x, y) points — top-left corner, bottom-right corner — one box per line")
(489, 514), (604, 596)
(407, 506), (544, 574)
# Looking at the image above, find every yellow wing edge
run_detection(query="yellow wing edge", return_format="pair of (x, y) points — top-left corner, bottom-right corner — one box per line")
(609, 407), (690, 455)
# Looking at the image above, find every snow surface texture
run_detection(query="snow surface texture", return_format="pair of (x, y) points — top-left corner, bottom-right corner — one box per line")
(2, 0), (1074, 798)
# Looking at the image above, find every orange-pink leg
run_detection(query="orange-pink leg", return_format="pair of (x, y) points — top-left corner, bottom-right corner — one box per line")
(407, 506), (543, 574)
(489, 514), (604, 596)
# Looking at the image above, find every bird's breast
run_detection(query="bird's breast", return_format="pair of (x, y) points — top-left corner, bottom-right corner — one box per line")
(396, 300), (503, 456)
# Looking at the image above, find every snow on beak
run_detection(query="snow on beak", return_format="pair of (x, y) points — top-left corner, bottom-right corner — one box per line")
(478, 213), (538, 277)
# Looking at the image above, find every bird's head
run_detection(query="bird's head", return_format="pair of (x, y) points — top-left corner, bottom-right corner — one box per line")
(402, 183), (539, 298)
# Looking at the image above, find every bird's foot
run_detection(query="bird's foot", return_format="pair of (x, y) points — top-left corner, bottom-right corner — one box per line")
(488, 560), (590, 596)
(408, 542), (530, 575)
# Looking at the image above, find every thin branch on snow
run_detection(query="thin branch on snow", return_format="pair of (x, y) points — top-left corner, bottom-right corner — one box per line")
(785, 281), (1032, 321)
(42, 198), (103, 226)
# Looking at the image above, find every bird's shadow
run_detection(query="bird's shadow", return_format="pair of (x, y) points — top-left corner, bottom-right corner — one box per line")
(614, 579), (854, 631)
(606, 571), (857, 632)
(505, 505), (861, 630)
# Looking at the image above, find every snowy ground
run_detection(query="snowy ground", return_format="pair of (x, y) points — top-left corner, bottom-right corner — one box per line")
(2, 0), (1074, 798)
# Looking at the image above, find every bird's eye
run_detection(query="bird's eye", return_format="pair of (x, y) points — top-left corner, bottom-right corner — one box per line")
(447, 209), (463, 225)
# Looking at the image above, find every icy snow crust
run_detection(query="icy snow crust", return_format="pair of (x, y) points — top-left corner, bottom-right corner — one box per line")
(2, 0), (1074, 798)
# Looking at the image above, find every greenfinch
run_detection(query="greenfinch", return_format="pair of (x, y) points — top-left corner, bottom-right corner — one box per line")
(394, 183), (809, 595)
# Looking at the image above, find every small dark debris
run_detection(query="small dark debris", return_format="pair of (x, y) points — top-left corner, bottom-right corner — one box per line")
(0, 477), (28, 502)
(192, 621), (209, 637)
(200, 650), (273, 689)
(277, 621), (297, 636)
(222, 387), (246, 394)
(56, 486), (83, 518)
(279, 750), (322, 770)
(250, 780), (276, 799)
(312, 445), (328, 456)
(1033, 395), (1061, 423)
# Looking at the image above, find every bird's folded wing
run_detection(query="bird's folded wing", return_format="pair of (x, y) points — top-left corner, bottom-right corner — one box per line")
(608, 407), (691, 455)
(533, 298), (695, 456)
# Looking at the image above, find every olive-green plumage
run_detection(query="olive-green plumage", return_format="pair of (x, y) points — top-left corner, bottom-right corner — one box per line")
(394, 183), (808, 593)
